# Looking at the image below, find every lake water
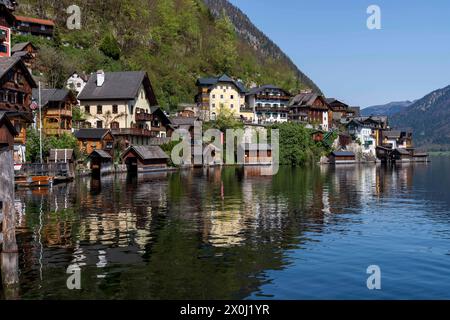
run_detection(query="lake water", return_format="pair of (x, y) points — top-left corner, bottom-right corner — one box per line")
(2, 156), (450, 299)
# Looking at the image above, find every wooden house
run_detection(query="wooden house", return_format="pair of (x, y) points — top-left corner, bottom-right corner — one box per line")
(32, 88), (77, 136)
(88, 149), (113, 176)
(391, 148), (412, 162)
(13, 15), (54, 38)
(0, 56), (37, 168)
(11, 41), (37, 72)
(311, 130), (324, 142)
(289, 93), (331, 131)
(74, 128), (115, 156)
(121, 145), (169, 173)
(329, 151), (356, 164)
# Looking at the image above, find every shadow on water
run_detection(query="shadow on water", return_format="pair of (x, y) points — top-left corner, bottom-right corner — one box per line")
(2, 158), (450, 299)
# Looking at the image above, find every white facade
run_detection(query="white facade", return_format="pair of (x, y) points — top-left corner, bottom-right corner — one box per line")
(353, 127), (376, 154)
(322, 112), (329, 131)
(66, 72), (88, 96)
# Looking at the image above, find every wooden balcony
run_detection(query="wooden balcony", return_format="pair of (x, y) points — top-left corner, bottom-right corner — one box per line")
(111, 128), (153, 137)
(46, 109), (72, 117)
(255, 94), (291, 101)
(135, 112), (152, 122)
(255, 106), (289, 113)
(44, 128), (72, 136)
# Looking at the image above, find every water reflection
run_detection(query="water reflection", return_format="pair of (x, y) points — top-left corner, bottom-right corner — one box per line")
(2, 159), (450, 299)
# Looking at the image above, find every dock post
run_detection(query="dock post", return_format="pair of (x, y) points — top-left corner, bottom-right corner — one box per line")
(0, 146), (19, 293)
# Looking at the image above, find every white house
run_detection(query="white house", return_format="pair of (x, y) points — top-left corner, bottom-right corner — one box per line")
(347, 119), (377, 155)
(66, 72), (89, 96)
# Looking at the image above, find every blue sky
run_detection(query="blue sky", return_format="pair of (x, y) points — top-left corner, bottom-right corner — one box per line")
(229, 0), (450, 107)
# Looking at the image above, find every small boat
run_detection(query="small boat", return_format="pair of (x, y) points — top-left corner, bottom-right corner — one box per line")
(15, 175), (53, 188)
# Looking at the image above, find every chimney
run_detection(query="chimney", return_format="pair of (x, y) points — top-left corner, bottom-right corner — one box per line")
(96, 70), (105, 87)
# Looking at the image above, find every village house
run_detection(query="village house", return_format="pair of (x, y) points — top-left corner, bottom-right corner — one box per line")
(326, 98), (355, 128)
(32, 88), (77, 136)
(66, 71), (89, 96)
(382, 130), (413, 149)
(78, 70), (170, 146)
(346, 119), (378, 155)
(0, 56), (36, 168)
(0, 0), (16, 57)
(74, 128), (115, 157)
(11, 41), (37, 72)
(13, 15), (54, 38)
(289, 93), (331, 131)
(121, 145), (169, 173)
(245, 85), (291, 124)
(195, 74), (247, 121)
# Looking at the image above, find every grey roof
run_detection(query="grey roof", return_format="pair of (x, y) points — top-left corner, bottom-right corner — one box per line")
(246, 84), (291, 97)
(0, 111), (18, 135)
(170, 116), (199, 126)
(89, 149), (112, 159)
(78, 71), (148, 101)
(332, 151), (355, 157)
(0, 0), (16, 10)
(48, 149), (74, 161)
(12, 51), (28, 58)
(290, 93), (328, 109)
(0, 56), (37, 87)
(74, 128), (111, 140)
(123, 145), (169, 160)
(11, 41), (35, 53)
(32, 88), (70, 106)
(197, 74), (247, 93)
(394, 148), (410, 155)
(384, 130), (402, 139)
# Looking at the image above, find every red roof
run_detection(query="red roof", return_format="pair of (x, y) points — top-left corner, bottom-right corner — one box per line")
(14, 15), (55, 27)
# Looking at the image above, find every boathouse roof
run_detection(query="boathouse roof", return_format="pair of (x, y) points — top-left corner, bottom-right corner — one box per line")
(331, 151), (355, 157)
(89, 149), (112, 159)
(122, 145), (169, 160)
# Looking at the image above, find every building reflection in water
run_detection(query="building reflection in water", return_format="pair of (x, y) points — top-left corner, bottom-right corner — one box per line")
(4, 162), (428, 299)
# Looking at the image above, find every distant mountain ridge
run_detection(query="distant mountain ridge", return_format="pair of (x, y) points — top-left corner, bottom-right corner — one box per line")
(203, 0), (322, 94)
(362, 100), (415, 117)
(390, 85), (450, 149)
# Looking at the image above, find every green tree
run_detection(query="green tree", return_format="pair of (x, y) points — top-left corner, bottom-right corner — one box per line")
(99, 34), (121, 60)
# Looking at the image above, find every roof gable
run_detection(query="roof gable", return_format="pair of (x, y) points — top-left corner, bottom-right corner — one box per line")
(0, 56), (37, 88)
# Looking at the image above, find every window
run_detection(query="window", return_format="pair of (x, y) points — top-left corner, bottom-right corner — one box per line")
(130, 105), (134, 115)
(212, 103), (216, 109)
(17, 93), (23, 104)
(220, 95), (223, 99)
(212, 94), (215, 99)
(97, 105), (102, 114)
(41, 25), (46, 31)
(230, 104), (234, 109)
(110, 122), (119, 129)
(96, 121), (103, 128)
(106, 142), (113, 150)
(85, 105), (90, 114)
(76, 83), (81, 88)
(112, 105), (118, 114)
(230, 95), (234, 99)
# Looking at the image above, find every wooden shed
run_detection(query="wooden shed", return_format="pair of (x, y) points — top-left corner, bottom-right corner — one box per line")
(391, 148), (412, 162)
(329, 151), (356, 164)
(88, 149), (113, 176)
(122, 145), (169, 173)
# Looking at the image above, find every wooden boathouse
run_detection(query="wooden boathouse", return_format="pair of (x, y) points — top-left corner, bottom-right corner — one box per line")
(122, 145), (169, 173)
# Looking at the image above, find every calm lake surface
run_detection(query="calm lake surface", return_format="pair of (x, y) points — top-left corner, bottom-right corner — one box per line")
(2, 156), (450, 299)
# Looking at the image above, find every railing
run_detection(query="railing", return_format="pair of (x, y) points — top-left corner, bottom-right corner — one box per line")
(255, 95), (291, 101)
(44, 128), (72, 136)
(16, 163), (70, 177)
(255, 107), (289, 113)
(240, 108), (254, 113)
(135, 112), (152, 122)
(46, 109), (72, 117)
(149, 137), (171, 146)
(111, 128), (153, 137)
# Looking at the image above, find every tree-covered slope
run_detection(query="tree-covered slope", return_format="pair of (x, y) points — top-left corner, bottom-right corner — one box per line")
(15, 0), (321, 110)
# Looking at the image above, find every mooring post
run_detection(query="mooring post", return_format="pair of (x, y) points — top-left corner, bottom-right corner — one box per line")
(1, 146), (19, 292)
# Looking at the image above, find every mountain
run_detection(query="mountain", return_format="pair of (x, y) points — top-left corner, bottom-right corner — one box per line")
(202, 0), (321, 94)
(14, 0), (321, 109)
(390, 85), (450, 150)
(362, 100), (414, 117)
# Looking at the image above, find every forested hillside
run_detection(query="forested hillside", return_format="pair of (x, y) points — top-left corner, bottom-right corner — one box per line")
(15, 0), (321, 110)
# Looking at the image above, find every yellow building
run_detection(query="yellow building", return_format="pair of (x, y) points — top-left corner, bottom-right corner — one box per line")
(195, 74), (247, 121)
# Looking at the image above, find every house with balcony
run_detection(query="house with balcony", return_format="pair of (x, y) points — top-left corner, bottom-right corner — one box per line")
(11, 41), (37, 72)
(245, 85), (291, 124)
(13, 15), (54, 38)
(195, 74), (247, 121)
(78, 70), (165, 147)
(0, 56), (36, 168)
(346, 119), (378, 155)
(32, 88), (77, 136)
(289, 93), (331, 131)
